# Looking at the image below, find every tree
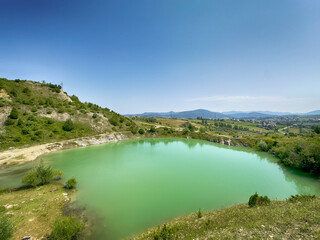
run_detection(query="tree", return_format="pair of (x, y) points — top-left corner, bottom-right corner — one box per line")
(62, 119), (74, 131)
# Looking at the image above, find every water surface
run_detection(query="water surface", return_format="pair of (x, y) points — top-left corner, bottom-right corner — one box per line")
(1, 138), (320, 239)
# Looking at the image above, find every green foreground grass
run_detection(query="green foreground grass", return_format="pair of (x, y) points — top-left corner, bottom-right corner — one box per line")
(133, 197), (320, 240)
(0, 183), (71, 239)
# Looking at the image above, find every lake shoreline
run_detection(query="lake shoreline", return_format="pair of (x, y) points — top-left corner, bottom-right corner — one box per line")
(0, 132), (235, 168)
(0, 132), (136, 168)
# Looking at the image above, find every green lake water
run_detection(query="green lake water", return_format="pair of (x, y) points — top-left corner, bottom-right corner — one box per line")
(1, 138), (320, 239)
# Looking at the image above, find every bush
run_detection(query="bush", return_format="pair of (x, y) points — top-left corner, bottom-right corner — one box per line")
(52, 170), (64, 180)
(257, 140), (268, 151)
(0, 214), (14, 240)
(62, 119), (74, 132)
(288, 194), (315, 202)
(22, 163), (63, 187)
(138, 129), (145, 135)
(9, 107), (18, 119)
(109, 116), (119, 126)
(22, 129), (29, 135)
(314, 126), (320, 134)
(92, 113), (98, 119)
(148, 126), (156, 133)
(47, 216), (83, 240)
(22, 87), (31, 94)
(248, 193), (271, 207)
(197, 208), (202, 218)
(153, 224), (176, 240)
(65, 177), (77, 189)
(47, 119), (54, 124)
(4, 119), (15, 126)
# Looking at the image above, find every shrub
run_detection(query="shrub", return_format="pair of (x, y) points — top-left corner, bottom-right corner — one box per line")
(0, 206), (5, 213)
(22, 129), (29, 135)
(109, 116), (119, 126)
(4, 119), (15, 126)
(9, 90), (17, 97)
(197, 208), (202, 218)
(31, 107), (37, 112)
(0, 214), (14, 240)
(314, 126), (320, 134)
(248, 193), (271, 207)
(65, 177), (77, 189)
(62, 119), (74, 132)
(153, 224), (176, 240)
(257, 140), (268, 151)
(47, 119), (54, 124)
(47, 216), (83, 240)
(9, 107), (18, 119)
(22, 163), (63, 187)
(138, 129), (145, 135)
(149, 126), (156, 133)
(22, 87), (31, 94)
(70, 95), (79, 102)
(52, 170), (64, 180)
(130, 127), (138, 134)
(17, 119), (23, 126)
(288, 194), (315, 202)
(92, 113), (98, 119)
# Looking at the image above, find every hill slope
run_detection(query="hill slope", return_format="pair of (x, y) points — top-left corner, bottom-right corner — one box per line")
(133, 196), (320, 240)
(0, 78), (138, 150)
(128, 110), (320, 119)
(127, 109), (227, 119)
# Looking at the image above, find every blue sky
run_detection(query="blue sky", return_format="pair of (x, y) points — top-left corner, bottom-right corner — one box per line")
(0, 0), (319, 114)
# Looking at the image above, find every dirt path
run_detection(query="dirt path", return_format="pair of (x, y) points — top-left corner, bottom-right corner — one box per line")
(0, 132), (133, 167)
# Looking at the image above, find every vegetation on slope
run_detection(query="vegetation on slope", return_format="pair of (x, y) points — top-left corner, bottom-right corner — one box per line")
(0, 78), (138, 150)
(133, 195), (320, 240)
(132, 117), (320, 175)
(0, 163), (85, 240)
(0, 183), (72, 239)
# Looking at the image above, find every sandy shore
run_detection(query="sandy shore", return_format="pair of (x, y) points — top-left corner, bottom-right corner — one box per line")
(0, 132), (132, 167)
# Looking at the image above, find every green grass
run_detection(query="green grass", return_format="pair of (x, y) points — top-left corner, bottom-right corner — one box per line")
(133, 196), (320, 240)
(0, 78), (138, 150)
(0, 183), (72, 239)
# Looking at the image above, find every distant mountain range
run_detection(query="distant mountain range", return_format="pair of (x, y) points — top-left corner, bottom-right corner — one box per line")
(126, 109), (320, 119)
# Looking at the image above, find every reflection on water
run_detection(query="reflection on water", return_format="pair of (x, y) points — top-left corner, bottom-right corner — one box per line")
(0, 138), (319, 239)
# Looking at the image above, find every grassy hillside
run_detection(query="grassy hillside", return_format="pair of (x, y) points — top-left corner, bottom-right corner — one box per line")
(0, 78), (138, 150)
(133, 196), (320, 240)
(0, 183), (71, 239)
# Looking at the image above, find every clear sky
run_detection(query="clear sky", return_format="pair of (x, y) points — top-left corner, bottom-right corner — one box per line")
(0, 0), (319, 114)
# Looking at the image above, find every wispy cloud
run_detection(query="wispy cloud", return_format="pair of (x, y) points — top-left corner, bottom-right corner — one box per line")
(184, 95), (320, 112)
